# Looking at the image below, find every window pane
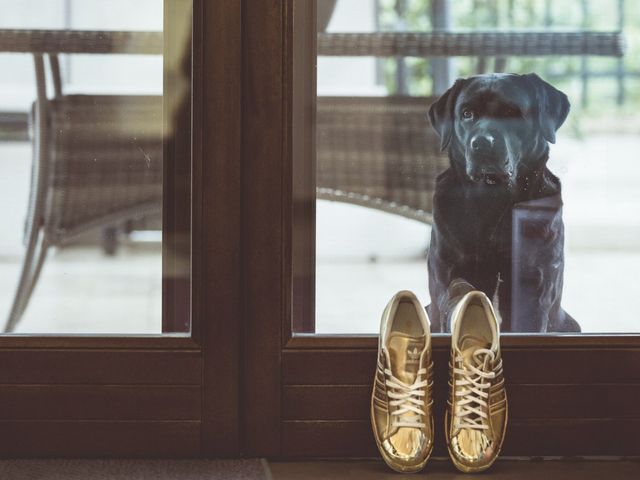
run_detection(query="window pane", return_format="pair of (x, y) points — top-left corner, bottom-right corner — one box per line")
(0, 0), (191, 334)
(293, 0), (640, 334)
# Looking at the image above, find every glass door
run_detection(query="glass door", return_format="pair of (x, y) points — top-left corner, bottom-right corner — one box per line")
(297, 0), (638, 336)
(0, 0), (242, 457)
(0, 0), (191, 335)
(243, 0), (640, 459)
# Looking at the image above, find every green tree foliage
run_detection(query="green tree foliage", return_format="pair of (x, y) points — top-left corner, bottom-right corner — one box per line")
(377, 0), (639, 115)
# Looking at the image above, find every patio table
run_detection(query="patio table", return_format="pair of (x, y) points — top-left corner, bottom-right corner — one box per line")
(0, 29), (162, 54)
(317, 31), (625, 57)
(0, 29), (625, 58)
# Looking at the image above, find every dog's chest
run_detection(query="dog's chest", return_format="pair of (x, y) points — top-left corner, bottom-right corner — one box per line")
(435, 182), (514, 255)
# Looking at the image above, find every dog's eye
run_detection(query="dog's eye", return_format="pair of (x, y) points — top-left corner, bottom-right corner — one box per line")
(462, 108), (475, 120)
(503, 107), (520, 118)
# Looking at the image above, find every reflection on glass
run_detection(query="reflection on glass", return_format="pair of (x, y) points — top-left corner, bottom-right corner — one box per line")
(305, 0), (640, 334)
(0, 0), (191, 334)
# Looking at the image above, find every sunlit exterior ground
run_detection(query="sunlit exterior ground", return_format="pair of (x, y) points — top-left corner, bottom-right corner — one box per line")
(1, 133), (639, 334)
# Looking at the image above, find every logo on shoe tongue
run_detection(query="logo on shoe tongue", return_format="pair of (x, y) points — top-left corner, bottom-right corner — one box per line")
(407, 346), (421, 363)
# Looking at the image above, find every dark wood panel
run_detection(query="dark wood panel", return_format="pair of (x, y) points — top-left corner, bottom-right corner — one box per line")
(504, 418), (640, 456)
(283, 384), (640, 421)
(0, 336), (198, 350)
(0, 421), (199, 458)
(0, 386), (200, 421)
(199, 0), (243, 457)
(282, 419), (640, 458)
(242, 0), (285, 457)
(0, 350), (201, 385)
(283, 349), (640, 385)
(509, 384), (640, 419)
(284, 385), (371, 421)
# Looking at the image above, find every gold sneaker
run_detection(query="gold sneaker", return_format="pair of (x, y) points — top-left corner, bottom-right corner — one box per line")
(446, 288), (507, 473)
(371, 291), (434, 473)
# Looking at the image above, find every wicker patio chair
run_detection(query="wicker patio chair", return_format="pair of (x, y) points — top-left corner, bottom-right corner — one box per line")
(6, 91), (445, 332)
(4, 54), (163, 332)
(316, 96), (448, 224)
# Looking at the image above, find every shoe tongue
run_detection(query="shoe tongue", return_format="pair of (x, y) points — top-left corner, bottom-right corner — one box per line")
(387, 333), (425, 384)
(459, 334), (491, 365)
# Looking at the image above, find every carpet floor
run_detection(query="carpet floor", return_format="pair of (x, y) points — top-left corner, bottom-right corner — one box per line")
(0, 459), (269, 480)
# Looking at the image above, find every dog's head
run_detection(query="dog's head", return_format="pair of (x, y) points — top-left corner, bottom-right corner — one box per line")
(428, 73), (570, 186)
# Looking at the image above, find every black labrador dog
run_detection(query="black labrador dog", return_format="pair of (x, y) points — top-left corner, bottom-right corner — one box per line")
(426, 73), (580, 333)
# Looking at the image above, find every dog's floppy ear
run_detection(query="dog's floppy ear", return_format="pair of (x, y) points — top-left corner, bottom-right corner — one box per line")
(428, 78), (468, 151)
(525, 73), (570, 144)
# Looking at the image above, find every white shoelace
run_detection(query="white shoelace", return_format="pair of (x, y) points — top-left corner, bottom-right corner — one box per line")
(453, 348), (496, 431)
(384, 368), (428, 428)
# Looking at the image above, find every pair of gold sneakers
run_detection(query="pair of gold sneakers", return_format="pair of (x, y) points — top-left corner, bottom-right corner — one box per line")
(371, 286), (507, 474)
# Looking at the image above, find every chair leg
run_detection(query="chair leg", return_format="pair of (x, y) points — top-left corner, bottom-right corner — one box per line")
(102, 226), (119, 256)
(4, 228), (49, 333)
(4, 53), (53, 333)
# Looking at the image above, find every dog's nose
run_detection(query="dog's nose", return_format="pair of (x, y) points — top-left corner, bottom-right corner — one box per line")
(470, 134), (495, 153)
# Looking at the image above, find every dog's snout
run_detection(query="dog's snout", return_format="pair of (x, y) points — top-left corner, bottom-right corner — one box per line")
(470, 134), (495, 153)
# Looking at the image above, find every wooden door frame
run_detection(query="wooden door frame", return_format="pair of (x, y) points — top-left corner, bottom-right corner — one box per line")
(0, 0), (243, 458)
(242, 0), (640, 458)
